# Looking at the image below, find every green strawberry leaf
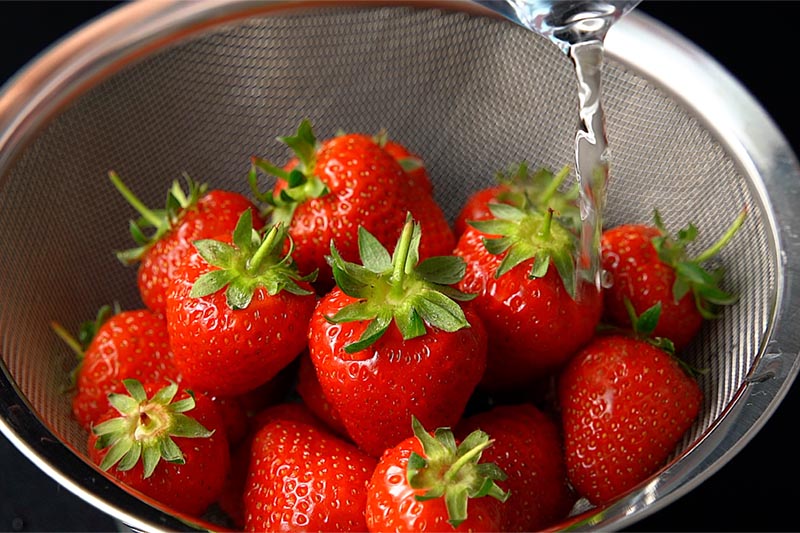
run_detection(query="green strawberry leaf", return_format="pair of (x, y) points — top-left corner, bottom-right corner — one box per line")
(406, 416), (508, 528)
(93, 379), (213, 479)
(191, 270), (238, 299)
(326, 213), (477, 353)
(346, 311), (392, 354)
(416, 256), (467, 286)
(249, 119), (330, 224)
(188, 212), (315, 309)
(359, 226), (393, 273)
(472, 203), (579, 298)
(110, 171), (207, 265)
(651, 208), (746, 319)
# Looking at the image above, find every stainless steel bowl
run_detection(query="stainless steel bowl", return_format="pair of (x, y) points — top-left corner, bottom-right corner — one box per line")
(1, 2), (798, 531)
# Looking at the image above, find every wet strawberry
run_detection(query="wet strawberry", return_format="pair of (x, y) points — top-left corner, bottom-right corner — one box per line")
(366, 417), (509, 532)
(308, 215), (487, 456)
(244, 418), (376, 531)
(88, 379), (230, 517)
(110, 172), (263, 314)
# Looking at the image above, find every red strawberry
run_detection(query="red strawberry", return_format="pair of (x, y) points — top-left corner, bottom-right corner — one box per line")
(110, 172), (264, 314)
(454, 163), (578, 238)
(165, 211), (317, 396)
(248, 120), (454, 288)
(243, 418), (376, 532)
(88, 379), (230, 517)
(558, 325), (702, 505)
(366, 417), (509, 532)
(296, 352), (348, 437)
(52, 306), (178, 429)
(308, 215), (487, 457)
(601, 208), (746, 350)
(454, 184), (510, 239)
(374, 130), (434, 195)
(455, 204), (602, 391)
(218, 402), (326, 528)
(457, 404), (576, 531)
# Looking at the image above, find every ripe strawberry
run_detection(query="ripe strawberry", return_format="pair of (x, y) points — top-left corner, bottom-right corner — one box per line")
(218, 402), (326, 528)
(457, 404), (576, 531)
(374, 130), (434, 194)
(243, 418), (377, 532)
(52, 306), (178, 429)
(110, 171), (264, 314)
(366, 417), (509, 532)
(601, 208), (747, 351)
(455, 204), (602, 391)
(248, 120), (454, 288)
(454, 163), (578, 238)
(308, 215), (487, 457)
(558, 314), (702, 505)
(296, 352), (348, 437)
(165, 210), (316, 397)
(88, 379), (230, 517)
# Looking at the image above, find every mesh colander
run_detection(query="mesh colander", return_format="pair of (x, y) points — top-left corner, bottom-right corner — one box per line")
(1, 1), (799, 531)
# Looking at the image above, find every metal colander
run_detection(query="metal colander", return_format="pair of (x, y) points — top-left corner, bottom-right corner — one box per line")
(0, 1), (798, 531)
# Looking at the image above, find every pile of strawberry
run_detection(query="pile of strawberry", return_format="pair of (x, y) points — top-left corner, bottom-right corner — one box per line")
(53, 119), (747, 532)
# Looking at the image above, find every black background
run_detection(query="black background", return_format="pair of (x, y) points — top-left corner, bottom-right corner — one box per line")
(1, 1), (798, 532)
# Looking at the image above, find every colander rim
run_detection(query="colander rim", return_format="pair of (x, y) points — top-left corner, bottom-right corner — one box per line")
(1, 1), (799, 532)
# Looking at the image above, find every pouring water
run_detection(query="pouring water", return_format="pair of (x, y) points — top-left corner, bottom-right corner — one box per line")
(476, 0), (642, 292)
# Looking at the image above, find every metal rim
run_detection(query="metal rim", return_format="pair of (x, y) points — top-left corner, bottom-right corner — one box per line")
(1, 2), (798, 531)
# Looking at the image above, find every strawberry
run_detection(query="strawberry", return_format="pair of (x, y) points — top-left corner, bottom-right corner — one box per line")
(453, 163), (579, 238)
(558, 308), (702, 505)
(110, 171), (264, 314)
(454, 184), (510, 239)
(296, 352), (348, 437)
(243, 418), (376, 532)
(308, 215), (487, 457)
(366, 417), (509, 532)
(165, 210), (316, 397)
(51, 305), (178, 429)
(455, 203), (602, 391)
(218, 402), (326, 528)
(374, 130), (434, 194)
(87, 379), (230, 517)
(601, 208), (747, 350)
(457, 404), (576, 531)
(248, 120), (454, 289)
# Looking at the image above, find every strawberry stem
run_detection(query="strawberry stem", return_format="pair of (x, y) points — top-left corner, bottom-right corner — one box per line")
(390, 217), (415, 299)
(108, 171), (162, 228)
(444, 439), (494, 483)
(694, 208), (747, 263)
(540, 165), (571, 205)
(50, 321), (85, 359)
(537, 208), (555, 239)
(247, 224), (280, 274)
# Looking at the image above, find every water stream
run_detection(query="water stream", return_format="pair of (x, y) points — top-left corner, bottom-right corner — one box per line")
(477, 0), (640, 291)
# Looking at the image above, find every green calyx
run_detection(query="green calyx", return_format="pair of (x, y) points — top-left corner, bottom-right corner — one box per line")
(326, 214), (476, 354)
(623, 300), (706, 377)
(494, 162), (581, 231)
(110, 171), (207, 264)
(651, 208), (747, 319)
(189, 209), (316, 310)
(406, 416), (509, 529)
(624, 300), (675, 355)
(248, 119), (329, 226)
(469, 203), (579, 298)
(92, 379), (213, 479)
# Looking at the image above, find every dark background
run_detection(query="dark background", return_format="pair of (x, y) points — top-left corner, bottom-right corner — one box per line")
(1, 1), (798, 532)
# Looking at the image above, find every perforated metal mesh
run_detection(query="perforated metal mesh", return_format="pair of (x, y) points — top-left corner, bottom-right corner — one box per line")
(0, 3), (771, 490)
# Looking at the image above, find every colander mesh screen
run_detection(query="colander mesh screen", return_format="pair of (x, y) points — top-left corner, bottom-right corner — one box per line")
(0, 5), (772, 464)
